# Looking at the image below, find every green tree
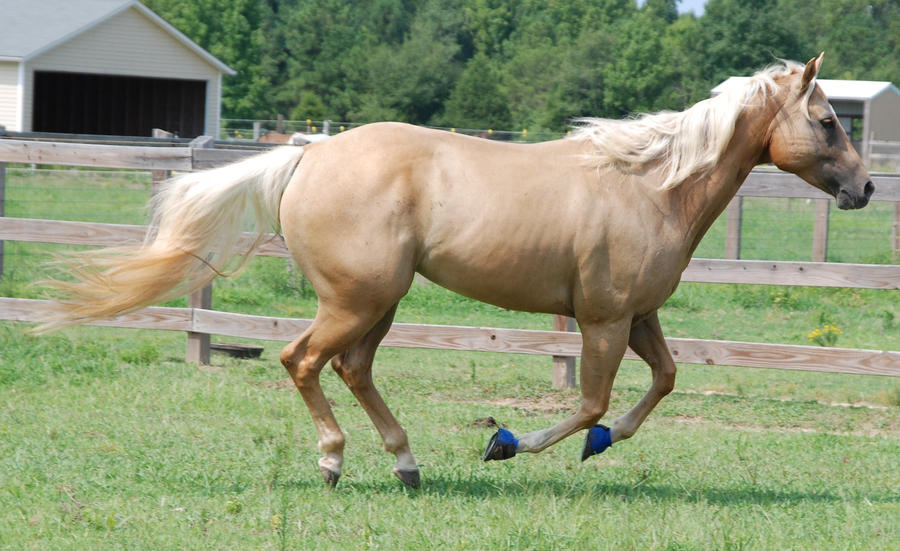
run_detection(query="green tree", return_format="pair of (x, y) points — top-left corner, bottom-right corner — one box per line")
(693, 0), (805, 86)
(144, 0), (271, 119)
(540, 27), (617, 127)
(351, 1), (463, 123)
(461, 0), (516, 56)
(659, 14), (706, 107)
(441, 53), (511, 129)
(803, 0), (900, 81)
(501, 38), (564, 130)
(260, 0), (377, 121)
(643, 0), (678, 23)
(602, 9), (679, 116)
(143, 0), (900, 134)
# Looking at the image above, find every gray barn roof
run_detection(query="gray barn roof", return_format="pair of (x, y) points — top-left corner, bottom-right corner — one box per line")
(0, 0), (234, 74)
(712, 77), (899, 101)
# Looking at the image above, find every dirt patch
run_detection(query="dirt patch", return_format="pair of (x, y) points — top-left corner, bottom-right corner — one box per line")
(471, 416), (500, 428)
(674, 389), (891, 411)
(258, 378), (296, 391)
(669, 414), (898, 439)
(476, 394), (580, 416)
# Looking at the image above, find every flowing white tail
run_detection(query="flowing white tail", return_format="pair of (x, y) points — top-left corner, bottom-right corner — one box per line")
(36, 146), (306, 333)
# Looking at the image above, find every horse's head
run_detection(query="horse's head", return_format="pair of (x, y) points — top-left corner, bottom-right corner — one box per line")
(766, 53), (874, 209)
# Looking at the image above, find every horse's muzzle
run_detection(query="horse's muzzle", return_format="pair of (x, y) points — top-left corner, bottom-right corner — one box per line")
(836, 180), (874, 210)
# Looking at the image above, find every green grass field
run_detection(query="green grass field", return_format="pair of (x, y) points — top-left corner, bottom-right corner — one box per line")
(2, 325), (898, 550)
(1, 168), (898, 549)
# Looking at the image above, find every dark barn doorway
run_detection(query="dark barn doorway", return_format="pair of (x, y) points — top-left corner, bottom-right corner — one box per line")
(33, 71), (206, 137)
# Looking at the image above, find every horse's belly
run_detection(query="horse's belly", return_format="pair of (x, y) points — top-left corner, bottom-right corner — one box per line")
(416, 254), (572, 315)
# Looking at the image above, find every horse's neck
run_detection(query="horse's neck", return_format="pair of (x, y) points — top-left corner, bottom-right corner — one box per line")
(673, 96), (780, 256)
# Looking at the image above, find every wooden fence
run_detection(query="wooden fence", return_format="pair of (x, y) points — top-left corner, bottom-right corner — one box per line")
(0, 136), (898, 386)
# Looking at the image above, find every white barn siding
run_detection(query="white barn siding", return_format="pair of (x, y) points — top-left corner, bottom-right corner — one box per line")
(0, 61), (20, 130)
(26, 7), (221, 135)
(870, 90), (900, 142)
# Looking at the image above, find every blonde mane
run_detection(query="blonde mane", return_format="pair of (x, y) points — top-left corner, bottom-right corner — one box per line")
(571, 60), (808, 189)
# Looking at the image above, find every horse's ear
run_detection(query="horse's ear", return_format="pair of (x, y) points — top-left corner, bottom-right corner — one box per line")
(800, 52), (824, 94)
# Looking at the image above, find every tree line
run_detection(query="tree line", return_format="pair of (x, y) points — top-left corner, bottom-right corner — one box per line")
(144, 0), (900, 133)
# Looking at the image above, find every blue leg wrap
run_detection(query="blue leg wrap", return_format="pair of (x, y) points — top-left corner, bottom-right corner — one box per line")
(581, 424), (612, 461)
(483, 427), (518, 461)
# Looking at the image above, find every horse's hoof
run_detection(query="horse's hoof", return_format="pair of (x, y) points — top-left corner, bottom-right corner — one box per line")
(319, 466), (341, 488)
(393, 468), (421, 489)
(483, 427), (518, 461)
(581, 424), (612, 461)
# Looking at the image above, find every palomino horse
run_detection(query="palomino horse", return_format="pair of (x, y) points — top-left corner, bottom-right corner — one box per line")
(39, 54), (873, 489)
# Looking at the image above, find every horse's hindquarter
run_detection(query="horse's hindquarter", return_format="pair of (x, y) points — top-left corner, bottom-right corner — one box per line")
(281, 123), (683, 317)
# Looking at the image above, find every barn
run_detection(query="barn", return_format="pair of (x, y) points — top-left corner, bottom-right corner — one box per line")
(0, 0), (235, 138)
(713, 76), (900, 167)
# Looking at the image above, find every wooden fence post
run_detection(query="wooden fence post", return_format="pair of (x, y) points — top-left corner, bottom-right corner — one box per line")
(893, 202), (900, 257)
(276, 114), (284, 134)
(725, 196), (742, 259)
(812, 199), (830, 262)
(187, 285), (212, 365)
(253, 121), (261, 140)
(0, 162), (5, 278)
(185, 135), (215, 365)
(150, 129), (174, 200)
(552, 315), (576, 389)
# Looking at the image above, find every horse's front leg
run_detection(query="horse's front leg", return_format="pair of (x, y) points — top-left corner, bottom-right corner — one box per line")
(484, 318), (631, 460)
(608, 311), (676, 443)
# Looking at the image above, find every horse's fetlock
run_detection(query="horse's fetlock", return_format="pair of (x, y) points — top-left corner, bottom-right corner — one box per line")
(382, 431), (410, 455)
(318, 433), (345, 455)
(614, 424), (636, 441)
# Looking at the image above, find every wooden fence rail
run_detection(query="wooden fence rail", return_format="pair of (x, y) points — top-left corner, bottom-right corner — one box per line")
(0, 136), (898, 384)
(1, 298), (897, 377)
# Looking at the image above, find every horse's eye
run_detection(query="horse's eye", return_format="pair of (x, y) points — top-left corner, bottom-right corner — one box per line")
(820, 117), (835, 129)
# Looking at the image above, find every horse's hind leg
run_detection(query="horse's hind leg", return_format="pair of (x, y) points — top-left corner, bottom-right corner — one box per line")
(330, 304), (420, 488)
(609, 311), (676, 443)
(280, 304), (391, 487)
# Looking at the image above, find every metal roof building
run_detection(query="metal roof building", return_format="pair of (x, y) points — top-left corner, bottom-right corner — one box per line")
(0, 0), (235, 138)
(712, 77), (900, 167)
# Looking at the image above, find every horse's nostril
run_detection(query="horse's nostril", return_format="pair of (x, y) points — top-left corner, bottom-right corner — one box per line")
(864, 181), (875, 199)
